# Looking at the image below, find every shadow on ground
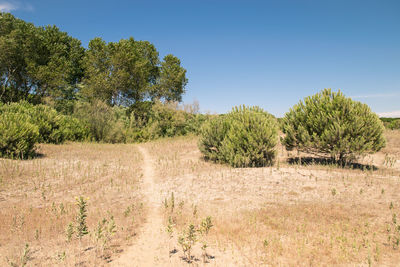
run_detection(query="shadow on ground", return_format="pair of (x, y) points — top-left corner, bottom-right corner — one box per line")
(287, 157), (378, 171)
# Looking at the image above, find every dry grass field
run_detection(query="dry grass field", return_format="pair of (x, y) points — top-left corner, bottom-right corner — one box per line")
(1, 130), (400, 266)
(0, 143), (146, 266)
(144, 130), (400, 266)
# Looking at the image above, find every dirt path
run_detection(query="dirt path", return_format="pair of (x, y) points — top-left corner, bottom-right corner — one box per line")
(111, 145), (247, 267)
(111, 145), (167, 267)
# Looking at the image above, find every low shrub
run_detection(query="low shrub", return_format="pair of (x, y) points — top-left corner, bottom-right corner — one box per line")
(199, 106), (278, 167)
(0, 112), (39, 159)
(0, 101), (89, 144)
(73, 100), (125, 143)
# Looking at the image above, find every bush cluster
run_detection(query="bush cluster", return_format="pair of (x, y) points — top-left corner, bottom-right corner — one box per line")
(0, 101), (89, 158)
(71, 100), (208, 143)
(199, 106), (278, 167)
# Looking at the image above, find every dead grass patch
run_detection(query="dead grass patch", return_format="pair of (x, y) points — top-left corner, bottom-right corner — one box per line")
(0, 143), (145, 266)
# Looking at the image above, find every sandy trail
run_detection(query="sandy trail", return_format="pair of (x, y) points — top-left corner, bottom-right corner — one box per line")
(111, 145), (247, 267)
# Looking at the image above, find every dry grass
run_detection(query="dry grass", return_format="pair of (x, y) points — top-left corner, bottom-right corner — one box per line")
(0, 143), (145, 266)
(146, 131), (400, 266)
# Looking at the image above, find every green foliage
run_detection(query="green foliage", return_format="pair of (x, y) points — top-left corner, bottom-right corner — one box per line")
(199, 106), (278, 167)
(73, 100), (125, 143)
(65, 222), (74, 242)
(0, 12), (84, 104)
(281, 89), (386, 163)
(57, 115), (90, 142)
(125, 101), (209, 143)
(82, 37), (187, 106)
(381, 118), (400, 130)
(178, 224), (197, 262)
(75, 196), (89, 239)
(0, 111), (39, 159)
(0, 101), (89, 144)
(154, 54), (188, 102)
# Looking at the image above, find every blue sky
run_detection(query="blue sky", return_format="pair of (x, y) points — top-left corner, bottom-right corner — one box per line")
(2, 0), (400, 117)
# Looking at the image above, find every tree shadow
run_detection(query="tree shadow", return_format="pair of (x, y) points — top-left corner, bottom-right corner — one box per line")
(287, 157), (378, 171)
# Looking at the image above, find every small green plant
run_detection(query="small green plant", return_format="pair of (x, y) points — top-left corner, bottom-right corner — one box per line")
(56, 251), (66, 262)
(7, 243), (31, 267)
(387, 206), (400, 249)
(75, 196), (89, 239)
(59, 203), (66, 215)
(66, 222), (74, 242)
(166, 216), (175, 257)
(384, 154), (396, 168)
(178, 224), (197, 262)
(199, 216), (214, 263)
(331, 188), (337, 196)
(93, 214), (117, 254)
(170, 192), (175, 213)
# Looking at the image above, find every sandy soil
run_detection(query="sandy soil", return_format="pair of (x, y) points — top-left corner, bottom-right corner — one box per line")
(111, 146), (248, 267)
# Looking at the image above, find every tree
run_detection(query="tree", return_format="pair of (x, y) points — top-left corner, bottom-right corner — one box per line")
(154, 54), (188, 102)
(281, 89), (386, 163)
(0, 12), (85, 104)
(82, 38), (187, 106)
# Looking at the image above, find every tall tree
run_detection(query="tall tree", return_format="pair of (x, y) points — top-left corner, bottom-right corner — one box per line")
(0, 12), (85, 104)
(82, 37), (187, 106)
(154, 54), (188, 102)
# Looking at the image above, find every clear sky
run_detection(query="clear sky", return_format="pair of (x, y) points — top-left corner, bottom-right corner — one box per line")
(2, 0), (400, 117)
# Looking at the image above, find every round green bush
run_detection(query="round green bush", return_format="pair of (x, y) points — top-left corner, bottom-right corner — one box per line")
(0, 112), (39, 159)
(281, 89), (386, 163)
(199, 106), (278, 167)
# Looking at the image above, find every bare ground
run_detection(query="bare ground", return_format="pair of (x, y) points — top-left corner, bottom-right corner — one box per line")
(2, 130), (400, 266)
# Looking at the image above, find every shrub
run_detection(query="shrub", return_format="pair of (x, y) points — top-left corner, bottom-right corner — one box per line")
(281, 89), (386, 163)
(388, 119), (400, 130)
(30, 104), (66, 144)
(0, 112), (39, 159)
(73, 100), (126, 143)
(0, 101), (89, 144)
(57, 115), (90, 141)
(199, 106), (278, 167)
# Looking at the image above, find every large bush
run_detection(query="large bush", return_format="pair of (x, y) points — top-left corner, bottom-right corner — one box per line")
(0, 112), (39, 159)
(281, 89), (386, 163)
(199, 106), (278, 167)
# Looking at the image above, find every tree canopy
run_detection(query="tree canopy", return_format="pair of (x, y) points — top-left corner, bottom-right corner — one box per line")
(0, 12), (188, 108)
